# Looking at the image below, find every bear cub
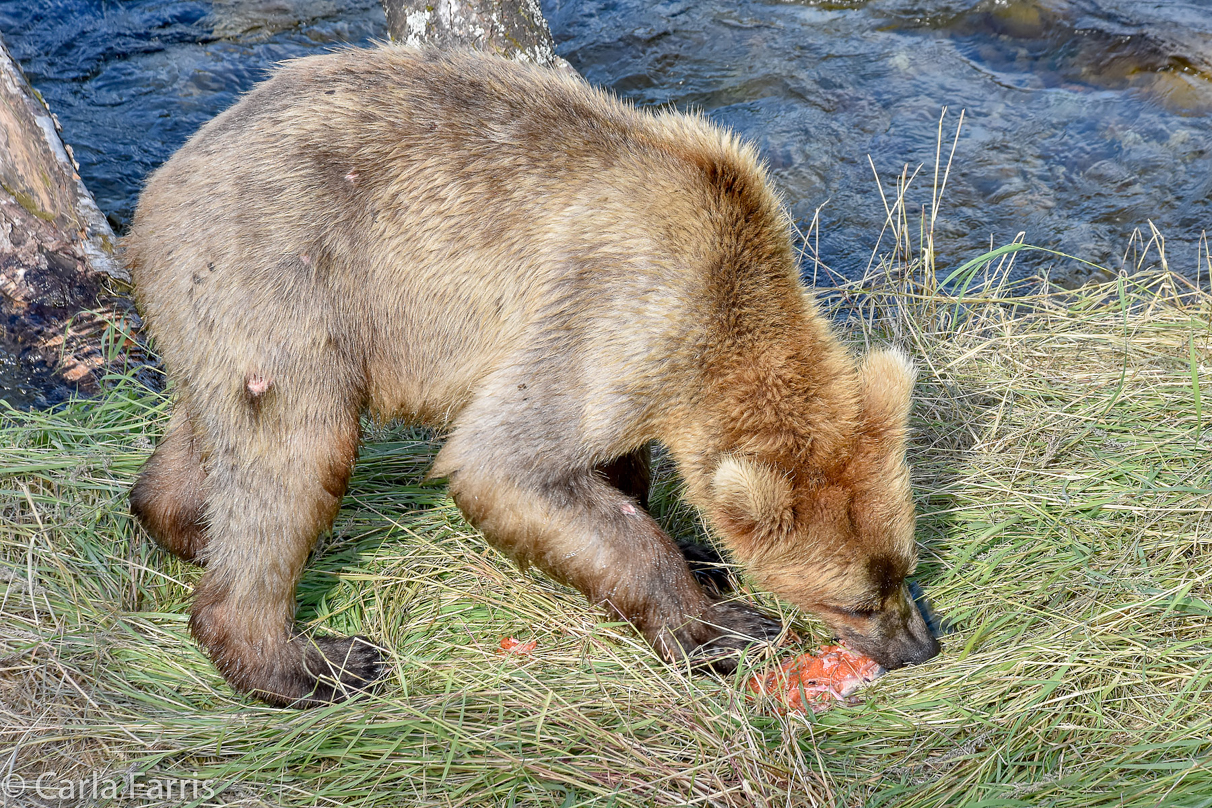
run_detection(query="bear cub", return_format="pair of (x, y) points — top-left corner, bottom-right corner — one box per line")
(126, 46), (940, 707)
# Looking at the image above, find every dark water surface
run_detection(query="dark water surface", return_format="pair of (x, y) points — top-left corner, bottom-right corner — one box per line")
(550, 0), (1212, 283)
(0, 0), (387, 232)
(1, 0), (1210, 404)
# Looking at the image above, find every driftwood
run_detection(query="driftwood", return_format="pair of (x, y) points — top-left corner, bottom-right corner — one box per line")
(380, 0), (576, 74)
(1, 33), (140, 406)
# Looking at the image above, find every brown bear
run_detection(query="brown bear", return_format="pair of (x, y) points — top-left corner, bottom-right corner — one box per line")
(125, 46), (939, 708)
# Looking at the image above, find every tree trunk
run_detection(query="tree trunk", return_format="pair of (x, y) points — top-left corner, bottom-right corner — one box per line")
(1, 33), (140, 406)
(380, 0), (576, 74)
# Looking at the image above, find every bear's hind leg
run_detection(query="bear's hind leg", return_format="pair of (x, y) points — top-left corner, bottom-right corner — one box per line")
(190, 402), (383, 707)
(130, 405), (209, 562)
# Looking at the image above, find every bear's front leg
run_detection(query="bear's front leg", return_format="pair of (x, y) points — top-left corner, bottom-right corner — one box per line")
(444, 462), (781, 670)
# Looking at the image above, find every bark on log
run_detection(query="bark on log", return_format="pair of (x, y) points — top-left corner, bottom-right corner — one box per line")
(380, 0), (576, 74)
(1, 33), (140, 406)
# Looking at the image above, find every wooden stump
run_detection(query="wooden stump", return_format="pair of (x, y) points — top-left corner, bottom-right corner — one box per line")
(1, 34), (140, 406)
(380, 0), (577, 74)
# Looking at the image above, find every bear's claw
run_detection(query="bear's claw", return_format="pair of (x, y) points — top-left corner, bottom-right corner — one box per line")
(662, 599), (784, 674)
(292, 635), (387, 707)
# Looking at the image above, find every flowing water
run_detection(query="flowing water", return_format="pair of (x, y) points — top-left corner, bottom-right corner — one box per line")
(549, 0), (1212, 284)
(1, 0), (1210, 405)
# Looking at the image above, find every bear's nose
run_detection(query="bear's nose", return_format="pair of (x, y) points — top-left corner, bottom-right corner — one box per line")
(905, 632), (941, 665)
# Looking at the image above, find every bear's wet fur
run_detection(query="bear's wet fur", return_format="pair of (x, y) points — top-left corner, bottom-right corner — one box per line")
(125, 46), (939, 707)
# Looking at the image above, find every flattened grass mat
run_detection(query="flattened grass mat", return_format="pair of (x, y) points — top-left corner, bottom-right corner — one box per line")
(2, 267), (1210, 807)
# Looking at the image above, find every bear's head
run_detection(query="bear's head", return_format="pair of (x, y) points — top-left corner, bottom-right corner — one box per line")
(709, 348), (940, 669)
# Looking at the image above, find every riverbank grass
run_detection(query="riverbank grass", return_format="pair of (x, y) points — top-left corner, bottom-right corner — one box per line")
(2, 266), (1210, 807)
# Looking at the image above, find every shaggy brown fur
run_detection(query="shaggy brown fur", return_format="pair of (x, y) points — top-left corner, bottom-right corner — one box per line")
(125, 46), (938, 707)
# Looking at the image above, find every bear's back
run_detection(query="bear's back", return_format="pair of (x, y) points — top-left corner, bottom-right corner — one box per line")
(124, 46), (798, 428)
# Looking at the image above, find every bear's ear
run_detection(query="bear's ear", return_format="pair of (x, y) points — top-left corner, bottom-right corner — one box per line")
(711, 456), (796, 540)
(857, 348), (916, 453)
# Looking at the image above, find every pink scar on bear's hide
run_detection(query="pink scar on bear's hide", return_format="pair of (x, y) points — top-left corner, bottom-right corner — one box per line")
(299, 253), (311, 265)
(620, 503), (637, 516)
(246, 373), (272, 397)
(345, 171), (358, 183)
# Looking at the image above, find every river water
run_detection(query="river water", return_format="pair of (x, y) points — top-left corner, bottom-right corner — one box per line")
(548, 0), (1212, 284)
(1, 0), (1210, 404)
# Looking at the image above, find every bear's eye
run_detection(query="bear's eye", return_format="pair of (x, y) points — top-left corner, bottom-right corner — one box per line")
(825, 604), (878, 620)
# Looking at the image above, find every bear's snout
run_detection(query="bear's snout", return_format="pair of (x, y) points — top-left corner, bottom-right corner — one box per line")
(835, 583), (942, 670)
(871, 592), (942, 669)
(878, 627), (941, 669)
